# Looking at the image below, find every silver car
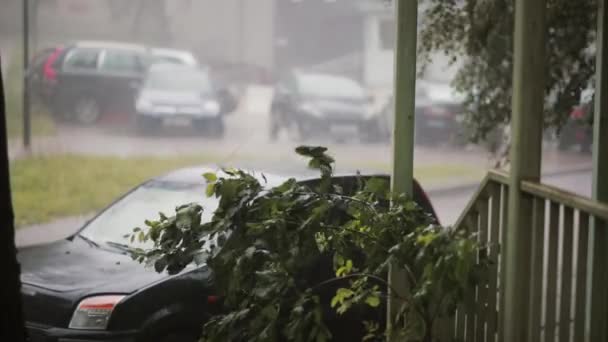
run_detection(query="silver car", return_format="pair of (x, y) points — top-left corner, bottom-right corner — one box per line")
(135, 64), (225, 137)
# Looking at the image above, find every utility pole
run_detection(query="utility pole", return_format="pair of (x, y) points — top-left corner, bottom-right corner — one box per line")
(23, 0), (31, 150)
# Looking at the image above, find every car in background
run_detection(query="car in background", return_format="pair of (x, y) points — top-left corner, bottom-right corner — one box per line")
(150, 48), (199, 67)
(134, 64), (227, 137)
(19, 166), (438, 342)
(269, 71), (380, 142)
(36, 41), (149, 124)
(558, 92), (594, 152)
(375, 81), (464, 145)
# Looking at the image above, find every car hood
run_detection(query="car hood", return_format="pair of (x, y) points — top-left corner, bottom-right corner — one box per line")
(139, 89), (212, 106)
(18, 238), (173, 327)
(19, 238), (167, 293)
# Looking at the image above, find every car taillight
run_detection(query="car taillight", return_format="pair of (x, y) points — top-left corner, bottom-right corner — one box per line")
(207, 295), (220, 304)
(571, 106), (585, 119)
(43, 48), (62, 82)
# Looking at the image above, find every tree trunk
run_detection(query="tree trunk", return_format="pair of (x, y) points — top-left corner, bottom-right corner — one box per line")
(0, 56), (27, 341)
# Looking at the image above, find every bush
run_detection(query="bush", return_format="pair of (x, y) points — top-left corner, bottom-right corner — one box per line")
(132, 146), (486, 342)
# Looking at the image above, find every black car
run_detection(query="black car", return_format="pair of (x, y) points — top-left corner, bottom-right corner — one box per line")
(375, 81), (464, 145)
(558, 98), (594, 153)
(37, 41), (149, 124)
(269, 71), (381, 142)
(134, 64), (231, 137)
(19, 167), (438, 342)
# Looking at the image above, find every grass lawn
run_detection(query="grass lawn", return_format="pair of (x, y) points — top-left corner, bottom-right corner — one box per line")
(10, 154), (219, 227)
(10, 154), (485, 227)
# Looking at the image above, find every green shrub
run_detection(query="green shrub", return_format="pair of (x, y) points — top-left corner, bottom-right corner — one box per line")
(132, 147), (486, 342)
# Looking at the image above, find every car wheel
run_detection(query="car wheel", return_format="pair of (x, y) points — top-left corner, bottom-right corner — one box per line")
(269, 116), (281, 141)
(73, 96), (102, 125)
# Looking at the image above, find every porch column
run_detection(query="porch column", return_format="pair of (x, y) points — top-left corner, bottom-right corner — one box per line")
(388, 0), (417, 340)
(504, 0), (546, 340)
(589, 0), (608, 339)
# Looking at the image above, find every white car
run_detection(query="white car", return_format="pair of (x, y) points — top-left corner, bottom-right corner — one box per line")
(150, 48), (199, 67)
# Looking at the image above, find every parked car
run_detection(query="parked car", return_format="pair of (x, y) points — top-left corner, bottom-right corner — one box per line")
(150, 48), (199, 67)
(19, 166), (438, 342)
(37, 41), (149, 124)
(558, 92), (594, 152)
(134, 64), (228, 137)
(270, 71), (380, 142)
(375, 81), (464, 145)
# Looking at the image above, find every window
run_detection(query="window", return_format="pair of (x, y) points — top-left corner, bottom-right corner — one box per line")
(63, 48), (99, 70)
(101, 50), (142, 73)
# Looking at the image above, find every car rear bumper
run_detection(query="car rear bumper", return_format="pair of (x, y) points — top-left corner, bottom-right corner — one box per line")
(27, 323), (137, 342)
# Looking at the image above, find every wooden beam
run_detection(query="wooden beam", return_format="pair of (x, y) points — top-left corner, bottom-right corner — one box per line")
(388, 0), (418, 340)
(589, 0), (608, 340)
(503, 0), (546, 340)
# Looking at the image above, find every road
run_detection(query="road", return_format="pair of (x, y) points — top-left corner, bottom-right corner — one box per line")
(15, 169), (592, 247)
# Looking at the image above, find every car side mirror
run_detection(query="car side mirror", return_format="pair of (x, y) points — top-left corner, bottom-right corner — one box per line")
(217, 88), (238, 115)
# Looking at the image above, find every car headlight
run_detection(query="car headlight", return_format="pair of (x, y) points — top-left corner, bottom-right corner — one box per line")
(69, 295), (126, 330)
(203, 100), (220, 114)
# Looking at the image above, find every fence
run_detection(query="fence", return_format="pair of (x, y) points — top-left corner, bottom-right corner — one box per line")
(439, 170), (608, 342)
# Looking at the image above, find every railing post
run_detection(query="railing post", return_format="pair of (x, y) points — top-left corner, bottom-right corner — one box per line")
(504, 0), (546, 340)
(388, 0), (417, 340)
(589, 0), (608, 339)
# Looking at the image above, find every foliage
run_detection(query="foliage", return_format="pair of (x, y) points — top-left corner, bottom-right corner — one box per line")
(10, 154), (218, 227)
(418, 0), (597, 141)
(132, 147), (486, 342)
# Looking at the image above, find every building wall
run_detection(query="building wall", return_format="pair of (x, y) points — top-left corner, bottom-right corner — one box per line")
(167, 0), (275, 70)
(1, 0), (276, 72)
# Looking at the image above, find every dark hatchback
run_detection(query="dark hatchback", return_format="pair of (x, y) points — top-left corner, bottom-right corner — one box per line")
(269, 71), (382, 142)
(19, 167), (438, 342)
(33, 41), (149, 125)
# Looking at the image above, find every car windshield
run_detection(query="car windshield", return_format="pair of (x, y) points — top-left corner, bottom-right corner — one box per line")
(79, 181), (219, 249)
(296, 73), (365, 99)
(145, 68), (212, 92)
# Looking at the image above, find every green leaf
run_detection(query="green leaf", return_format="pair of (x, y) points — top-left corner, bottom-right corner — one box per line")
(203, 172), (217, 183)
(206, 183), (215, 197)
(365, 295), (380, 308)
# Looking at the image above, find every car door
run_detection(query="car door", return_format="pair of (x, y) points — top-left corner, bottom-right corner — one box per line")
(98, 49), (146, 113)
(57, 47), (102, 106)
